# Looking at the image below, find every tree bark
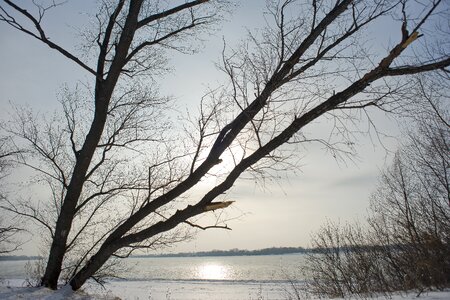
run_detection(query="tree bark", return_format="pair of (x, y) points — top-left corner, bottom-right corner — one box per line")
(40, 1), (144, 288)
(69, 205), (205, 290)
(69, 243), (119, 290)
(40, 95), (110, 289)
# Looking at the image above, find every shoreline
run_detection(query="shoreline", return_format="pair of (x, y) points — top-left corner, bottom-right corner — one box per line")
(2, 278), (450, 300)
(1, 278), (293, 300)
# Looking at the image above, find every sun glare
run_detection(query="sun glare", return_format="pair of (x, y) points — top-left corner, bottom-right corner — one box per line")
(197, 263), (229, 280)
(196, 144), (247, 188)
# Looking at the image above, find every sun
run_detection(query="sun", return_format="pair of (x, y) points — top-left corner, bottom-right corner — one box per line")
(213, 144), (248, 175)
(196, 144), (246, 186)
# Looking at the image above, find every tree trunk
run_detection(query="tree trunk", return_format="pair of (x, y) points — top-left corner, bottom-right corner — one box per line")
(40, 1), (143, 286)
(40, 97), (109, 289)
(69, 243), (118, 290)
(40, 193), (84, 289)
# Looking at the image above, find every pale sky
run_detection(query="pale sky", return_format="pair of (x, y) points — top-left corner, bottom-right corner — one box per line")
(0, 0), (410, 255)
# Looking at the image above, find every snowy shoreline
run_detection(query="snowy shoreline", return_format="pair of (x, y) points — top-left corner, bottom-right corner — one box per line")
(1, 278), (293, 299)
(1, 278), (450, 300)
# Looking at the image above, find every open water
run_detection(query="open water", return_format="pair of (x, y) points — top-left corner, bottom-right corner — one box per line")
(0, 254), (308, 299)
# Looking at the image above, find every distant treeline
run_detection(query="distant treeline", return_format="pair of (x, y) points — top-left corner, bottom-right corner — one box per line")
(133, 246), (308, 258)
(0, 246), (392, 261)
(130, 244), (397, 258)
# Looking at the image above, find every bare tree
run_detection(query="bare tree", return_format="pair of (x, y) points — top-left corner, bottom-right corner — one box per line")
(302, 90), (449, 298)
(1, 0), (228, 288)
(302, 220), (390, 298)
(369, 115), (450, 293)
(0, 0), (449, 291)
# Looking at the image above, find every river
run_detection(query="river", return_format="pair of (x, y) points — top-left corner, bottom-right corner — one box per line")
(0, 254), (308, 299)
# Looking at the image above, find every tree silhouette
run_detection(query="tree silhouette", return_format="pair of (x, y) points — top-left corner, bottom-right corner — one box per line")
(0, 0), (449, 290)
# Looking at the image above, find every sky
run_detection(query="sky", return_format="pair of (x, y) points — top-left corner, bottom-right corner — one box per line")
(0, 0), (412, 255)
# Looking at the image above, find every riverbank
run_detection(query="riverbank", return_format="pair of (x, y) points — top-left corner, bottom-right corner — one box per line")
(1, 279), (288, 300)
(1, 279), (450, 300)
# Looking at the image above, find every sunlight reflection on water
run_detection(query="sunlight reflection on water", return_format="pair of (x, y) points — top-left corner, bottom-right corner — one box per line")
(0, 254), (308, 282)
(197, 263), (230, 280)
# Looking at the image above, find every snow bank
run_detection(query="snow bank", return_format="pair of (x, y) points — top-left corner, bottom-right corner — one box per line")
(0, 279), (115, 300)
(1, 279), (449, 300)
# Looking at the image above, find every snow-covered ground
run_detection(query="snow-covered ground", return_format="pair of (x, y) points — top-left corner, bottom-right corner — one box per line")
(1, 279), (450, 300)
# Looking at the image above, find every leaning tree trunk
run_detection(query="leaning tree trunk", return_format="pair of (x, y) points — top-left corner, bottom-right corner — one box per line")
(69, 243), (119, 290)
(40, 100), (110, 289)
(68, 207), (199, 290)
(40, 0), (143, 287)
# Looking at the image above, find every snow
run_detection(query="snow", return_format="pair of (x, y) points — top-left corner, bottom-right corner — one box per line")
(0, 279), (114, 300)
(1, 279), (450, 300)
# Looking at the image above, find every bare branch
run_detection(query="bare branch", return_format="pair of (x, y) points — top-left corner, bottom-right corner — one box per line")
(1, 0), (97, 76)
(137, 0), (209, 28)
